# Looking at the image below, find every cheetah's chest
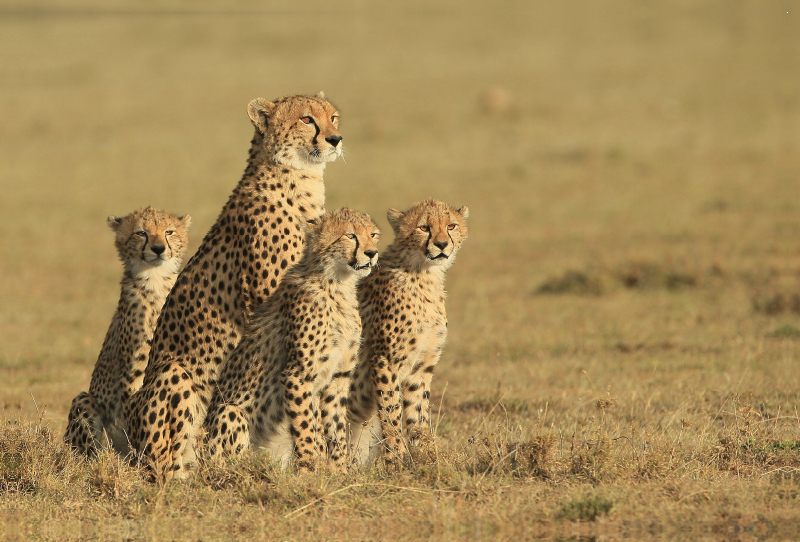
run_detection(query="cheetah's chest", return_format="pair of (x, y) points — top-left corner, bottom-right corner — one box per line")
(311, 319), (351, 394)
(397, 300), (447, 379)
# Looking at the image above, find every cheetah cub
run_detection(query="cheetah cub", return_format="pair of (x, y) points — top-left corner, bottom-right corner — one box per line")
(348, 199), (468, 465)
(64, 207), (190, 456)
(205, 207), (379, 470)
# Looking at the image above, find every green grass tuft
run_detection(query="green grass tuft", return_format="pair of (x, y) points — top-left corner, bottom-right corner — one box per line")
(558, 493), (615, 522)
(770, 324), (800, 339)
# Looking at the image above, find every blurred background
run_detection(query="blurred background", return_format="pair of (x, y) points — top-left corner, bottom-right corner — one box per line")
(1, 1), (799, 431)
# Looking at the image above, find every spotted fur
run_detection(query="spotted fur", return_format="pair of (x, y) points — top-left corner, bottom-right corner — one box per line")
(348, 199), (468, 464)
(64, 207), (190, 456)
(125, 92), (343, 481)
(205, 208), (379, 471)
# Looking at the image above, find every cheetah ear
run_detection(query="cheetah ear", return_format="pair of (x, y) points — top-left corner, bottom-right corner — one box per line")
(247, 98), (276, 134)
(316, 91), (326, 100)
(178, 214), (192, 229)
(457, 206), (469, 220)
(386, 208), (403, 232)
(107, 216), (123, 232)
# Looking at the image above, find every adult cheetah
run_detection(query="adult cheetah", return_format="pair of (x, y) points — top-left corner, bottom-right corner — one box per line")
(205, 208), (379, 470)
(348, 199), (468, 464)
(125, 92), (343, 480)
(64, 207), (191, 456)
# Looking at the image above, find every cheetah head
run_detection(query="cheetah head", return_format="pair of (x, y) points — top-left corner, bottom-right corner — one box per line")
(247, 92), (343, 172)
(305, 207), (380, 280)
(108, 206), (191, 277)
(387, 199), (469, 271)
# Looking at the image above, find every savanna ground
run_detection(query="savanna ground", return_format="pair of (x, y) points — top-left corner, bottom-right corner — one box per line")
(1, 1), (800, 539)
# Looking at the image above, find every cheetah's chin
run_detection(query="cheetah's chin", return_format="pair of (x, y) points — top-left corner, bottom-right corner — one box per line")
(351, 262), (374, 277)
(308, 147), (341, 162)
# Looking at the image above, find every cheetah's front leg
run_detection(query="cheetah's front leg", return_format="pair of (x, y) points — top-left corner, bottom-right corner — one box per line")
(282, 372), (323, 470)
(319, 345), (359, 467)
(401, 350), (442, 441)
(205, 403), (251, 459)
(126, 361), (201, 482)
(371, 355), (405, 463)
(346, 361), (381, 464)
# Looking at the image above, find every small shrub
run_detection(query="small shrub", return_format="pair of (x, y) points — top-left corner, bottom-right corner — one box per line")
(616, 261), (697, 290)
(536, 270), (604, 296)
(537, 261), (701, 296)
(752, 292), (786, 315)
(636, 450), (671, 479)
(507, 435), (557, 479)
(406, 431), (466, 487)
(469, 434), (556, 480)
(752, 292), (800, 315)
(569, 435), (610, 482)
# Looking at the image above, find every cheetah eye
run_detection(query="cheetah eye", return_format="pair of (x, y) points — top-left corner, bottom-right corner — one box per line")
(371, 232), (379, 239)
(300, 116), (313, 125)
(331, 115), (339, 123)
(419, 225), (430, 232)
(447, 223), (457, 231)
(165, 230), (175, 236)
(134, 231), (147, 237)
(345, 233), (356, 240)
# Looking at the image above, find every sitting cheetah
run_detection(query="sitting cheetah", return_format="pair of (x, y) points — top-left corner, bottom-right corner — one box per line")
(125, 92), (343, 480)
(205, 208), (380, 470)
(64, 207), (191, 456)
(348, 199), (469, 464)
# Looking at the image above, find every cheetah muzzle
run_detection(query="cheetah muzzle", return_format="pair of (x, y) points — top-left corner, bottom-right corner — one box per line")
(351, 252), (378, 273)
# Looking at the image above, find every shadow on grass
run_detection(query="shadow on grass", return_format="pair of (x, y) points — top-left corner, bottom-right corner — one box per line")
(535, 260), (703, 297)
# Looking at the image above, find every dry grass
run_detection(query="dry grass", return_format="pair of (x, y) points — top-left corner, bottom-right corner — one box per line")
(6, 396), (800, 539)
(2, 0), (800, 539)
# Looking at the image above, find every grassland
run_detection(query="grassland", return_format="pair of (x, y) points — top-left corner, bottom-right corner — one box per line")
(1, 0), (800, 539)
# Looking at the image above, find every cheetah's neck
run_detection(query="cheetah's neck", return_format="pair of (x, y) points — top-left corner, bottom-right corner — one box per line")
(122, 260), (181, 304)
(117, 265), (180, 352)
(240, 130), (326, 218)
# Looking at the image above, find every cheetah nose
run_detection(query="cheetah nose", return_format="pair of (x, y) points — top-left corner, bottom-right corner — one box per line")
(325, 135), (343, 147)
(151, 244), (166, 255)
(433, 240), (449, 250)
(364, 249), (378, 259)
